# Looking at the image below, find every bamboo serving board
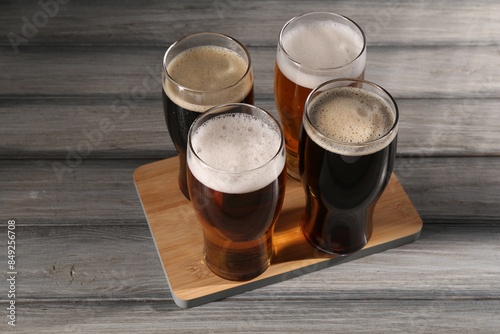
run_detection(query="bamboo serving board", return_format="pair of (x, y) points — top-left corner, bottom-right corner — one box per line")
(133, 157), (422, 308)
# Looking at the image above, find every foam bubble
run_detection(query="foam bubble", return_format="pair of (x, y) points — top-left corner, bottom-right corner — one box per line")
(163, 45), (252, 112)
(188, 113), (285, 193)
(304, 87), (397, 156)
(277, 20), (365, 89)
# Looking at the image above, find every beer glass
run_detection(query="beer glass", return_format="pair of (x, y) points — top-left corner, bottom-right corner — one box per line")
(274, 12), (366, 179)
(187, 103), (286, 281)
(162, 33), (254, 199)
(299, 79), (399, 255)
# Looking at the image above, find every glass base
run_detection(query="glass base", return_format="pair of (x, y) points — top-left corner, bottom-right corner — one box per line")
(301, 214), (371, 256)
(204, 253), (271, 281)
(286, 151), (300, 180)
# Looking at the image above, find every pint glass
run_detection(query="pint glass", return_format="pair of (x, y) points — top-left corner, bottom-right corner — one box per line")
(187, 103), (286, 281)
(162, 33), (254, 199)
(274, 12), (366, 179)
(299, 79), (399, 255)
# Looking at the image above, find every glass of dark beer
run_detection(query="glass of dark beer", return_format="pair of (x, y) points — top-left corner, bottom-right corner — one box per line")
(187, 103), (286, 281)
(162, 33), (254, 199)
(299, 79), (399, 255)
(274, 12), (366, 180)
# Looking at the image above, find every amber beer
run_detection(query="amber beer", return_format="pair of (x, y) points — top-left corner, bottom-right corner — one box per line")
(162, 33), (254, 199)
(299, 79), (399, 255)
(274, 12), (366, 179)
(187, 104), (286, 281)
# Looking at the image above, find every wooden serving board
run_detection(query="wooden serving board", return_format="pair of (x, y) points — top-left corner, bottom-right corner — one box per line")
(133, 157), (422, 308)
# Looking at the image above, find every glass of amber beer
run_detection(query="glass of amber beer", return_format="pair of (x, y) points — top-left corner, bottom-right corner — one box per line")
(274, 12), (366, 179)
(187, 103), (286, 281)
(299, 79), (399, 255)
(162, 33), (254, 199)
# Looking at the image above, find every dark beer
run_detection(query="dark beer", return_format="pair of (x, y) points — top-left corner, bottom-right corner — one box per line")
(162, 34), (254, 199)
(187, 105), (286, 281)
(299, 81), (399, 255)
(274, 12), (366, 179)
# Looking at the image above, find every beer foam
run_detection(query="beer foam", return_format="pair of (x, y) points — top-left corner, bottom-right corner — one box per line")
(188, 113), (285, 194)
(277, 20), (365, 89)
(163, 45), (252, 112)
(304, 87), (397, 156)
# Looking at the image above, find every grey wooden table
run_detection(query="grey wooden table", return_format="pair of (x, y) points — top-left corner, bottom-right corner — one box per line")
(1, 0), (500, 332)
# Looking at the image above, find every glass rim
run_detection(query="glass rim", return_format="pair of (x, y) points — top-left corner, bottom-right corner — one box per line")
(162, 32), (253, 94)
(278, 11), (367, 72)
(187, 103), (285, 175)
(304, 78), (399, 150)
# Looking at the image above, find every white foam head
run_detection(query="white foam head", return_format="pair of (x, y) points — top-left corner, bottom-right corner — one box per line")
(163, 45), (253, 112)
(188, 111), (286, 194)
(277, 14), (366, 89)
(304, 86), (398, 156)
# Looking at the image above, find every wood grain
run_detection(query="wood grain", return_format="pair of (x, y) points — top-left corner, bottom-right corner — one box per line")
(134, 157), (422, 307)
(2, 98), (500, 158)
(2, 45), (499, 99)
(1, 157), (499, 225)
(0, 225), (498, 301)
(0, 159), (152, 225)
(1, 0), (499, 46)
(0, 98), (173, 159)
(1, 0), (499, 330)
(4, 299), (500, 333)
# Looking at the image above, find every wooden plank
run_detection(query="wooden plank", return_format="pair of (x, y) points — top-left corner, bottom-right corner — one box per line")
(2, 299), (499, 333)
(367, 45), (500, 99)
(0, 0), (497, 331)
(1, 98), (499, 158)
(0, 224), (498, 301)
(397, 99), (500, 157)
(1, 157), (499, 225)
(1, 0), (499, 47)
(0, 159), (152, 225)
(395, 157), (500, 221)
(133, 157), (422, 307)
(0, 98), (173, 159)
(1, 45), (499, 99)
(257, 224), (500, 300)
(0, 224), (168, 300)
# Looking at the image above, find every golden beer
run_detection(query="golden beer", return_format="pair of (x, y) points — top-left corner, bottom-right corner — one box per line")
(187, 104), (286, 281)
(274, 12), (366, 179)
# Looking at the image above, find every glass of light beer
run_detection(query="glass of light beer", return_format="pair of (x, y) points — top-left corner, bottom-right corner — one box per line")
(299, 79), (399, 255)
(187, 103), (286, 281)
(274, 12), (366, 179)
(162, 33), (254, 199)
